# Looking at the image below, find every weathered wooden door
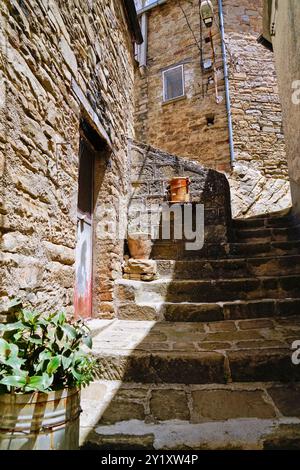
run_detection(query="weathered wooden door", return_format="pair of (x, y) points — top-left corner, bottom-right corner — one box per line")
(74, 137), (94, 319)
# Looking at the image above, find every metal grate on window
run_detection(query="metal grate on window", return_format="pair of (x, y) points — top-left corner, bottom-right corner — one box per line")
(163, 65), (185, 102)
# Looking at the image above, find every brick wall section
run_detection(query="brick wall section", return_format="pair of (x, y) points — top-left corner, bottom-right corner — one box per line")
(134, 0), (231, 171)
(0, 0), (136, 319)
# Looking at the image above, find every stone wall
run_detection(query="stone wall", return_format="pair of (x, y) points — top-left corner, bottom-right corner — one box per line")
(134, 0), (231, 171)
(263, 0), (300, 217)
(0, 0), (136, 319)
(134, 0), (291, 217)
(223, 0), (291, 217)
(127, 139), (232, 249)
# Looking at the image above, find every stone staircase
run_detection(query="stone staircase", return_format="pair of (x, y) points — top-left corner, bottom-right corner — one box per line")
(81, 210), (300, 450)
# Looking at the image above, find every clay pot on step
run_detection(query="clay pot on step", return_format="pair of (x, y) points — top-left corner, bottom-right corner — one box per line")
(168, 177), (190, 203)
(127, 233), (153, 260)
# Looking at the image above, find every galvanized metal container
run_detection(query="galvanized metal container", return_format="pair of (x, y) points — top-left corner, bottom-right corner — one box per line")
(0, 388), (80, 450)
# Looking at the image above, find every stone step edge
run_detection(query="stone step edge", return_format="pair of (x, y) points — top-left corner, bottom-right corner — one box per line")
(232, 208), (293, 222)
(116, 298), (300, 322)
(156, 254), (300, 264)
(93, 345), (300, 384)
(81, 419), (300, 450)
(92, 346), (300, 385)
(116, 273), (300, 286)
(80, 379), (300, 450)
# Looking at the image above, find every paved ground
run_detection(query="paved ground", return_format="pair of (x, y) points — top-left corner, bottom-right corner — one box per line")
(80, 379), (300, 449)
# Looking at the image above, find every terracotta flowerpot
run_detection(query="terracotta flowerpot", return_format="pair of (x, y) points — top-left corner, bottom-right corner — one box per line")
(169, 177), (190, 203)
(127, 233), (153, 260)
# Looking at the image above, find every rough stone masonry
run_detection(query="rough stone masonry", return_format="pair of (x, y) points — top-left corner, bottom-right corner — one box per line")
(134, 0), (291, 217)
(0, 0), (137, 319)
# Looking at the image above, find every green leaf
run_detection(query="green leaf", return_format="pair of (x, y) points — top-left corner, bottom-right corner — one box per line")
(46, 356), (61, 374)
(49, 312), (60, 326)
(0, 321), (25, 332)
(61, 355), (72, 370)
(56, 326), (64, 341)
(0, 338), (9, 356)
(26, 373), (53, 391)
(12, 331), (23, 342)
(7, 298), (23, 313)
(8, 298), (22, 308)
(5, 356), (25, 369)
(82, 334), (92, 349)
(22, 310), (34, 323)
(62, 324), (77, 340)
(0, 339), (19, 362)
(70, 367), (84, 382)
(0, 375), (27, 388)
(58, 312), (66, 325)
(35, 351), (52, 372)
(39, 351), (52, 361)
(28, 335), (42, 345)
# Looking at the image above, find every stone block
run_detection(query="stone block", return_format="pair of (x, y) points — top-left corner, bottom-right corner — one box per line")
(100, 400), (145, 424)
(191, 389), (276, 422)
(150, 389), (190, 421)
(268, 385), (300, 417)
(59, 36), (78, 76)
(124, 259), (157, 275)
(164, 303), (224, 322)
(117, 303), (159, 320)
(228, 349), (300, 382)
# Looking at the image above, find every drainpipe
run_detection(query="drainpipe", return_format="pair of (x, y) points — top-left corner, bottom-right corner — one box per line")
(218, 0), (235, 166)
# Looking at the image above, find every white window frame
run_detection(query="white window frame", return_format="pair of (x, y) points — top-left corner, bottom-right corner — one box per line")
(136, 0), (167, 15)
(162, 64), (185, 103)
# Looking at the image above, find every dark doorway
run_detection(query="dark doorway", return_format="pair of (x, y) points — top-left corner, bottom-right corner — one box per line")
(74, 134), (95, 319)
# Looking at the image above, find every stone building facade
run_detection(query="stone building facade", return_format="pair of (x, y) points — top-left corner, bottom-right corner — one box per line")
(134, 0), (291, 217)
(0, 0), (141, 319)
(262, 0), (300, 218)
(224, 0), (291, 216)
(134, 0), (230, 172)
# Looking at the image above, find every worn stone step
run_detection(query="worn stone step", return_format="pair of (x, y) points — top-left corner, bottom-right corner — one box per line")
(151, 240), (300, 260)
(233, 211), (296, 230)
(234, 226), (300, 243)
(117, 299), (300, 322)
(81, 380), (300, 449)
(156, 255), (300, 280)
(116, 275), (300, 304)
(228, 240), (300, 258)
(89, 317), (300, 384)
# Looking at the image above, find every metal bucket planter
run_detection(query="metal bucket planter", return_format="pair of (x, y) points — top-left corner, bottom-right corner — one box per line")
(0, 388), (80, 450)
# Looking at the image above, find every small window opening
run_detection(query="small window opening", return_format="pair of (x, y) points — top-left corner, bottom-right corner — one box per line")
(163, 65), (185, 102)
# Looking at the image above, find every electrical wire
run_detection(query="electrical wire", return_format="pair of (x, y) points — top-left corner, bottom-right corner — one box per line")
(178, 0), (233, 102)
(198, 0), (205, 97)
(178, 0), (203, 54)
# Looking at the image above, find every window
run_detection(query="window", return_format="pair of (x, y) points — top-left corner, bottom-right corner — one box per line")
(135, 0), (167, 14)
(163, 65), (185, 102)
(143, 0), (158, 6)
(135, 0), (161, 10)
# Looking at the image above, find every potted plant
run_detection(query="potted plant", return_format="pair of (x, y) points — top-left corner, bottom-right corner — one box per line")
(0, 304), (97, 450)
